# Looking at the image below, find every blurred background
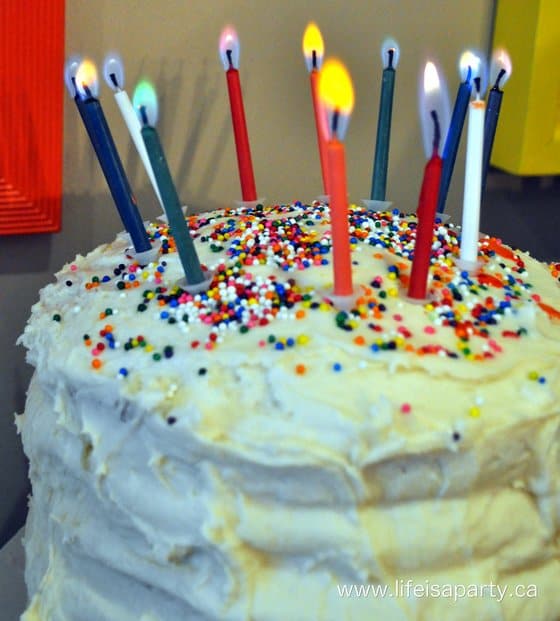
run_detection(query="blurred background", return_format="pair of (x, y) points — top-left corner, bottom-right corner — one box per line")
(1, 0), (558, 546)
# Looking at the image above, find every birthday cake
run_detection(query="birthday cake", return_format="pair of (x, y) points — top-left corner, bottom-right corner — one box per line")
(17, 202), (560, 620)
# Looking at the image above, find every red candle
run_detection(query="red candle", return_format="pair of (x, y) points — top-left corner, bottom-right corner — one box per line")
(303, 23), (330, 196)
(408, 153), (442, 300)
(409, 62), (449, 300)
(319, 58), (355, 296)
(219, 26), (257, 202)
(416, 152), (443, 221)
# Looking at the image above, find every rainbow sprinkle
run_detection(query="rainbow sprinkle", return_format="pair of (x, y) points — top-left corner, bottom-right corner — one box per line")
(56, 202), (559, 385)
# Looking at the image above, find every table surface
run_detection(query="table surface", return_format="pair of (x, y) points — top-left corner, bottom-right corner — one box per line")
(0, 528), (27, 621)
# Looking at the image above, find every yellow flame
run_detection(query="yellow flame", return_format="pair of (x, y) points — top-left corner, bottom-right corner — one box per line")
(302, 22), (324, 62)
(76, 59), (98, 91)
(318, 58), (354, 115)
(423, 61), (440, 94)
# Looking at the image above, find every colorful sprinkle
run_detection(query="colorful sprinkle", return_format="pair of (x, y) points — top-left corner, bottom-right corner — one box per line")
(56, 202), (552, 380)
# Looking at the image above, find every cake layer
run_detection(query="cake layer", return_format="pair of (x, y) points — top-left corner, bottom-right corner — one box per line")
(18, 203), (560, 620)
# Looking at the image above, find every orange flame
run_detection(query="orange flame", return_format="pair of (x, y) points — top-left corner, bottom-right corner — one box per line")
(75, 59), (98, 95)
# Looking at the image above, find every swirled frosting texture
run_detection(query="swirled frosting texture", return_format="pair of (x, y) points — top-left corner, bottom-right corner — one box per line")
(18, 203), (560, 620)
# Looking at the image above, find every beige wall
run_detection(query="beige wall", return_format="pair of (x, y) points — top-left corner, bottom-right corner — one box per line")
(0, 0), (494, 540)
(64, 0), (494, 217)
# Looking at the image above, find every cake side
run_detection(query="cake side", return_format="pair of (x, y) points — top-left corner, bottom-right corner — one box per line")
(17, 203), (560, 620)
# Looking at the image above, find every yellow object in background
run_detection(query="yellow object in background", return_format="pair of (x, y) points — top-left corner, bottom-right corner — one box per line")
(491, 0), (560, 175)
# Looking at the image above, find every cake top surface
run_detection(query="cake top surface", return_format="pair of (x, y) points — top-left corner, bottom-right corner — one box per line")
(20, 201), (560, 467)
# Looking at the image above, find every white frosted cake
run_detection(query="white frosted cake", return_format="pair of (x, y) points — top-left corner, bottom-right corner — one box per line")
(18, 202), (560, 620)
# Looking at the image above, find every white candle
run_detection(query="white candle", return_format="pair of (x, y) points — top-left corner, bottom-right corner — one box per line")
(103, 54), (163, 208)
(460, 92), (485, 267)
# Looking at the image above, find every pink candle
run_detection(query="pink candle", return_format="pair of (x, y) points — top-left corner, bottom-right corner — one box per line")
(219, 26), (257, 202)
(319, 58), (355, 296)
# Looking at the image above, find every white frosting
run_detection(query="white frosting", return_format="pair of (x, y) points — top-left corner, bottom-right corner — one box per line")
(17, 203), (560, 619)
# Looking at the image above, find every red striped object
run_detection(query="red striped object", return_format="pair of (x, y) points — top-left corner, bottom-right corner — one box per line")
(0, 0), (64, 235)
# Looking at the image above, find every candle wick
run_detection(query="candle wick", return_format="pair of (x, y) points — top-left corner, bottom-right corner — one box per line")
(226, 49), (234, 70)
(83, 83), (93, 99)
(312, 50), (317, 70)
(473, 76), (481, 99)
(109, 72), (120, 90)
(139, 105), (149, 126)
(430, 110), (441, 155)
(70, 76), (79, 98)
(493, 68), (507, 90)
(332, 109), (340, 138)
(387, 48), (394, 69)
(465, 65), (472, 84)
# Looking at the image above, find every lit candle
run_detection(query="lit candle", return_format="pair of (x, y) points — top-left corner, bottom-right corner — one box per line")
(318, 58), (354, 297)
(460, 76), (486, 268)
(67, 58), (152, 256)
(481, 48), (512, 198)
(408, 61), (449, 301)
(219, 26), (257, 202)
(302, 22), (329, 196)
(437, 49), (476, 214)
(64, 56), (96, 147)
(64, 55), (86, 116)
(371, 37), (399, 201)
(416, 61), (450, 220)
(103, 53), (163, 209)
(133, 81), (206, 286)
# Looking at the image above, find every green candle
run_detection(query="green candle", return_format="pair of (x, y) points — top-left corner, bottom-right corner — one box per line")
(133, 81), (205, 286)
(370, 38), (399, 201)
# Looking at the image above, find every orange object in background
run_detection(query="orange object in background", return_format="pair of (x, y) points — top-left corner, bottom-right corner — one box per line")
(0, 1), (64, 234)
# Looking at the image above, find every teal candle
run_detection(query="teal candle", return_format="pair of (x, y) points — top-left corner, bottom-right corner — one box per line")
(133, 81), (205, 286)
(370, 38), (399, 201)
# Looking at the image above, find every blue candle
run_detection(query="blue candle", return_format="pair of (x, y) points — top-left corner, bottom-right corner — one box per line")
(133, 81), (205, 286)
(482, 49), (512, 200)
(370, 38), (399, 201)
(64, 56), (88, 125)
(437, 51), (475, 214)
(70, 59), (151, 254)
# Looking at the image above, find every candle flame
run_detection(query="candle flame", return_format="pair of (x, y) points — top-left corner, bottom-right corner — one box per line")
(419, 61), (450, 158)
(132, 80), (159, 126)
(318, 58), (354, 140)
(75, 59), (100, 99)
(219, 25), (240, 71)
(459, 49), (487, 95)
(380, 37), (400, 69)
(458, 50), (476, 83)
(423, 61), (440, 95)
(489, 48), (512, 90)
(302, 22), (325, 72)
(64, 55), (83, 98)
(103, 53), (125, 91)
